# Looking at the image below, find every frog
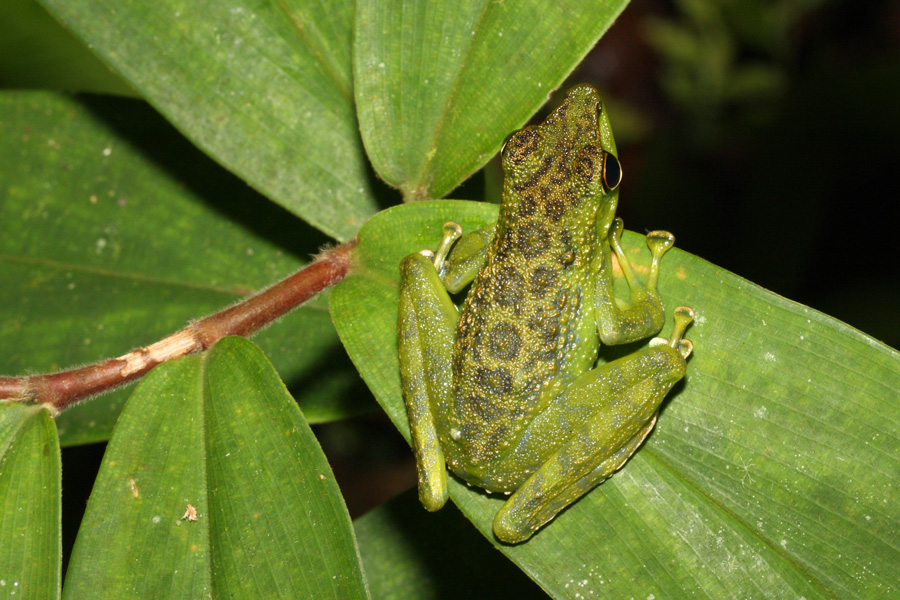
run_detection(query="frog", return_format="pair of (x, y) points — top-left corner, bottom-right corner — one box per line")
(397, 84), (694, 544)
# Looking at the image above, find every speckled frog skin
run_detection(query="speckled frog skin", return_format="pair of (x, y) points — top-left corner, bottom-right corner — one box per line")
(398, 85), (694, 543)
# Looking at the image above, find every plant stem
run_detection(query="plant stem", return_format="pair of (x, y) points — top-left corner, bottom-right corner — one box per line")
(0, 240), (357, 412)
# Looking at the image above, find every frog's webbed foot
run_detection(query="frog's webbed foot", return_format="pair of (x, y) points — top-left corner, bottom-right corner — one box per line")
(609, 217), (675, 301)
(421, 221), (497, 293)
(649, 305), (695, 359)
(596, 218), (675, 345)
(439, 222), (497, 294)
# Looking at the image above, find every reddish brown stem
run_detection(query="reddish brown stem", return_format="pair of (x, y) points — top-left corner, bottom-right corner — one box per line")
(0, 240), (357, 412)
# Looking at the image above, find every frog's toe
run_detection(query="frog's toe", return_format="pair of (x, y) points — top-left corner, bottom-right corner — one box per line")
(492, 509), (533, 544)
(431, 222), (462, 272)
(650, 305), (695, 357)
(646, 230), (675, 256)
(644, 231), (676, 291)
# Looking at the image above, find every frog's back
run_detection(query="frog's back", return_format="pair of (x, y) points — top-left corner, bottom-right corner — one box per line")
(447, 85), (617, 485)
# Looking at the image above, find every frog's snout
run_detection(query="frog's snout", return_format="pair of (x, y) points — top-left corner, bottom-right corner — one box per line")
(603, 152), (622, 191)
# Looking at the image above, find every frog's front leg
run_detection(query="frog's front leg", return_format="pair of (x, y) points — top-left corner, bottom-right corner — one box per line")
(595, 218), (676, 344)
(398, 223), (469, 511)
(492, 307), (694, 543)
(440, 223), (497, 293)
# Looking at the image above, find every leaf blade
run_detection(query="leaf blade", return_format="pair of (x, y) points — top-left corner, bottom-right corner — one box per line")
(332, 200), (900, 598)
(0, 404), (62, 600)
(0, 92), (369, 445)
(38, 0), (376, 240)
(354, 0), (629, 198)
(62, 337), (369, 599)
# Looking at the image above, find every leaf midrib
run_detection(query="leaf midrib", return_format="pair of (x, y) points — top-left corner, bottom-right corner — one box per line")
(276, 0), (352, 102)
(408, 2), (493, 199)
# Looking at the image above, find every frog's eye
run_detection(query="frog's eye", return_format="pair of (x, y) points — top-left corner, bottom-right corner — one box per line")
(501, 128), (541, 166)
(602, 152), (622, 190)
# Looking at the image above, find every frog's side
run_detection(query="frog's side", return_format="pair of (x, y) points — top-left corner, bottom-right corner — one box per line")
(398, 85), (694, 543)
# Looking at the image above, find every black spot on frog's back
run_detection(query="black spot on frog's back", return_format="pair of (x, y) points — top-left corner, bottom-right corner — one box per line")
(503, 128), (541, 165)
(487, 322), (521, 361)
(492, 265), (525, 311)
(518, 192), (538, 218)
(529, 266), (558, 298)
(544, 198), (566, 222)
(515, 221), (550, 259)
(574, 143), (601, 181)
(474, 366), (513, 396)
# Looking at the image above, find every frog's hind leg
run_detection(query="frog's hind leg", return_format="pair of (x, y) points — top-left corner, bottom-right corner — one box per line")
(492, 307), (693, 543)
(398, 225), (463, 511)
(495, 416), (657, 542)
(595, 218), (675, 344)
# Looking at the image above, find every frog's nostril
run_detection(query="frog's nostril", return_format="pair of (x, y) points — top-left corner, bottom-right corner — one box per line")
(603, 153), (622, 190)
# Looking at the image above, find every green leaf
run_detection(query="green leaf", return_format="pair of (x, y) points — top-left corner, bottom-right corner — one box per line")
(0, 403), (61, 600)
(38, 0), (376, 241)
(355, 488), (544, 599)
(332, 200), (900, 598)
(354, 0), (629, 199)
(62, 337), (369, 599)
(0, 0), (131, 94)
(0, 92), (370, 446)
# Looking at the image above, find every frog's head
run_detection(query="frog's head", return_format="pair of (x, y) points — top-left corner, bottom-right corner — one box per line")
(499, 84), (622, 234)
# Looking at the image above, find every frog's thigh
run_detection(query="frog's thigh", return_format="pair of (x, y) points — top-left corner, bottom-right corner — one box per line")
(399, 253), (459, 511)
(492, 346), (685, 543)
(493, 416), (656, 543)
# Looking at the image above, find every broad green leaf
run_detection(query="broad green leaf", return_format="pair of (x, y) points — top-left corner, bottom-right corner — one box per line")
(0, 0), (130, 94)
(0, 92), (370, 446)
(332, 200), (900, 598)
(0, 403), (61, 600)
(354, 488), (544, 599)
(354, 0), (629, 199)
(38, 0), (376, 241)
(63, 337), (369, 599)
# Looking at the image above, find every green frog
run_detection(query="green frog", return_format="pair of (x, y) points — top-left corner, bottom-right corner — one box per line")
(397, 84), (694, 543)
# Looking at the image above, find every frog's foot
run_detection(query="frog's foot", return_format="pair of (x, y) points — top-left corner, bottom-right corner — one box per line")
(596, 219), (675, 344)
(609, 218), (675, 297)
(428, 222), (462, 277)
(650, 305), (694, 359)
